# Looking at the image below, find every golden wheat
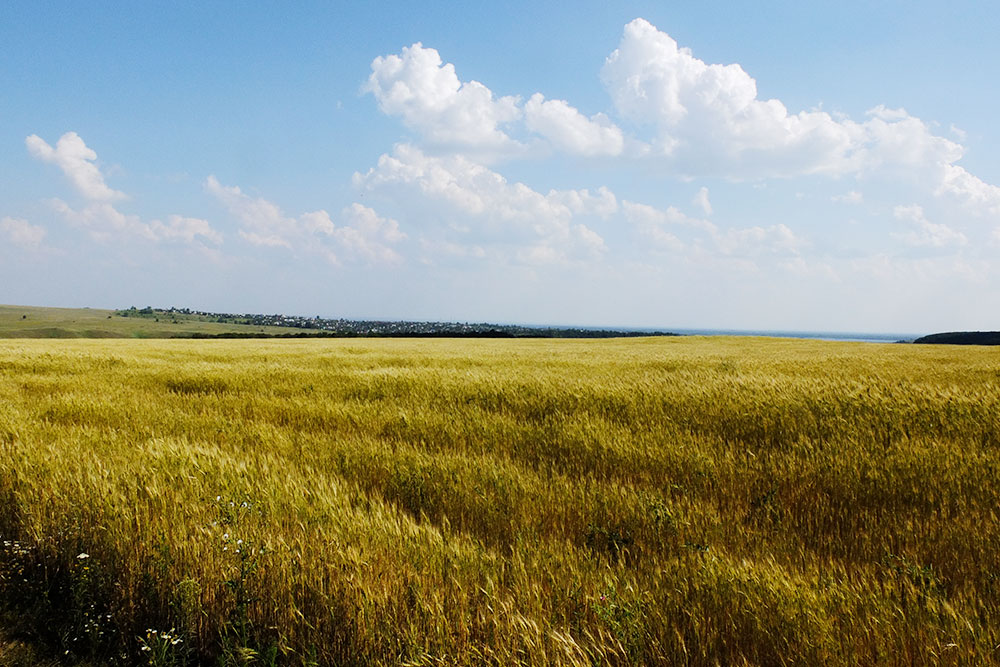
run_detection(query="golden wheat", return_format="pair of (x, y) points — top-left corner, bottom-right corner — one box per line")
(0, 337), (998, 665)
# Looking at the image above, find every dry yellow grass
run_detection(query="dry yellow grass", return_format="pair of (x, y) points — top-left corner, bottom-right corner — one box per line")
(0, 337), (998, 665)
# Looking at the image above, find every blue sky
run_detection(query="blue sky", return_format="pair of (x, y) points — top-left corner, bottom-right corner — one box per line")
(3, 1), (999, 333)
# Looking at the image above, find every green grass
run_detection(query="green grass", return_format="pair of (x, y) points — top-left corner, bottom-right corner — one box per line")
(0, 336), (998, 665)
(0, 305), (317, 339)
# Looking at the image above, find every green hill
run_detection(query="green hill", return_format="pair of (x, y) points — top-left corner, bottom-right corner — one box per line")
(0, 305), (317, 339)
(913, 331), (1000, 345)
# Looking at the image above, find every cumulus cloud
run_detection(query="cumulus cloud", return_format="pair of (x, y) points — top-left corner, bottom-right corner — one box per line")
(355, 144), (608, 264)
(598, 17), (978, 192)
(356, 144), (614, 224)
(362, 18), (1000, 264)
(26, 132), (126, 201)
(366, 42), (522, 154)
(892, 204), (967, 248)
(547, 186), (618, 218)
(367, 42), (632, 160)
(859, 106), (963, 174)
(350, 17), (1000, 303)
(206, 176), (404, 264)
(523, 93), (624, 156)
(1, 217), (46, 248)
(364, 17), (999, 246)
(28, 132), (222, 246)
(365, 18), (997, 235)
(935, 164), (1000, 217)
(600, 19), (865, 178)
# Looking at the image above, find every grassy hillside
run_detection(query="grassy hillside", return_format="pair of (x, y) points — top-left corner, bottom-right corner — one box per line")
(1, 337), (999, 665)
(0, 305), (317, 338)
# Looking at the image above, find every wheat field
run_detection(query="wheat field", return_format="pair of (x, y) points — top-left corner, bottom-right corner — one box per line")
(0, 337), (998, 665)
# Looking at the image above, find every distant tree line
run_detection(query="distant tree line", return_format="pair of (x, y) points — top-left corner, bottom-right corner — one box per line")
(114, 306), (678, 339)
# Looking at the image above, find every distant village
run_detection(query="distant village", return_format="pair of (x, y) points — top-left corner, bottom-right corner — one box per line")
(115, 306), (676, 339)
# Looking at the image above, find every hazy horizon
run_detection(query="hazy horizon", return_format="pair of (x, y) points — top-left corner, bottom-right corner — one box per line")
(2, 302), (925, 341)
(3, 2), (999, 333)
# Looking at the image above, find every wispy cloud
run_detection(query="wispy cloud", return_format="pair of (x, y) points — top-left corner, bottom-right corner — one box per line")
(1, 216), (46, 248)
(206, 176), (405, 264)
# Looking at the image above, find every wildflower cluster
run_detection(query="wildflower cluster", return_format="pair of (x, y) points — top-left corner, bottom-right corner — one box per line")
(138, 627), (185, 666)
(2, 538), (32, 557)
(0, 537), (49, 622)
(65, 549), (118, 656)
(212, 494), (260, 527)
(73, 602), (113, 641)
(0, 538), (33, 587)
(220, 532), (244, 554)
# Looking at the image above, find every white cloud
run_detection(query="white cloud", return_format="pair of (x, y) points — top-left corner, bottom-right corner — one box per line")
(206, 176), (404, 264)
(713, 223), (802, 257)
(574, 222), (607, 254)
(622, 201), (700, 252)
(299, 210), (337, 236)
(832, 190), (863, 204)
(600, 19), (864, 178)
(366, 42), (522, 154)
(598, 18), (974, 190)
(523, 93), (624, 156)
(892, 204), (967, 248)
(28, 132), (221, 246)
(150, 216), (223, 245)
(623, 199), (803, 259)
(693, 186), (712, 215)
(360, 16), (1000, 269)
(623, 200), (714, 233)
(50, 199), (221, 245)
(355, 144), (608, 265)
(859, 106), (963, 173)
(1, 217), (46, 248)
(26, 132), (126, 201)
(205, 176), (300, 248)
(547, 186), (618, 218)
(935, 164), (1000, 217)
(337, 203), (406, 263)
(366, 42), (630, 160)
(361, 19), (1000, 274)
